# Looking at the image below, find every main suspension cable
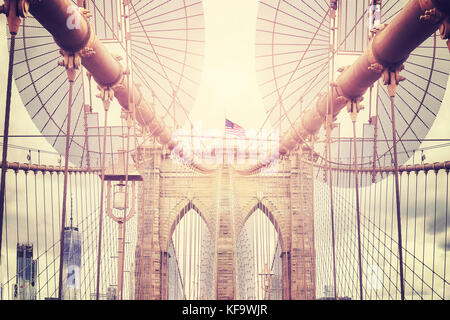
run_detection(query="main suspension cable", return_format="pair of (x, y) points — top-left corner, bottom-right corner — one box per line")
(95, 88), (112, 300)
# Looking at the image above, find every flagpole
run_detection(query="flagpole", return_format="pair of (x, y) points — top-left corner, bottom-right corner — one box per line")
(223, 105), (227, 165)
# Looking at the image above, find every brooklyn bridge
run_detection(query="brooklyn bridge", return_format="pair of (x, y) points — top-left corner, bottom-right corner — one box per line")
(0, 0), (449, 301)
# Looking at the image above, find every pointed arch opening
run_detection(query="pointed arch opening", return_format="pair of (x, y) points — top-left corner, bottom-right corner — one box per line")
(237, 201), (283, 300)
(167, 201), (214, 300)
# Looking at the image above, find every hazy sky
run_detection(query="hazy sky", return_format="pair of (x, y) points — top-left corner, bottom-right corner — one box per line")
(188, 0), (267, 133)
(0, 0), (449, 300)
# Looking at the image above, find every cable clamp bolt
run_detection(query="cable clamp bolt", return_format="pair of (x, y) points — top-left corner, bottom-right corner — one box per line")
(420, 8), (443, 23)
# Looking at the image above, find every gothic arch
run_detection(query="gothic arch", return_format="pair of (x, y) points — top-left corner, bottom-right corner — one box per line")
(165, 197), (215, 252)
(237, 197), (286, 252)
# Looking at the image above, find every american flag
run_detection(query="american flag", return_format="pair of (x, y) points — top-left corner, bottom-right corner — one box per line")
(225, 119), (245, 137)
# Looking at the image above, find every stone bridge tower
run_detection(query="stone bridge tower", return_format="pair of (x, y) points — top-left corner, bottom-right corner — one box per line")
(132, 144), (316, 300)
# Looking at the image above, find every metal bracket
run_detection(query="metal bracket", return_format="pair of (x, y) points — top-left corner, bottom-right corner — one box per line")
(329, 0), (337, 18)
(120, 110), (134, 128)
(58, 50), (82, 69)
(96, 85), (115, 111)
(420, 8), (443, 23)
(1, 0), (29, 34)
(1, 0), (29, 17)
(58, 50), (82, 82)
(330, 0), (337, 11)
(382, 65), (406, 97)
(347, 97), (364, 123)
(56, 4), (95, 76)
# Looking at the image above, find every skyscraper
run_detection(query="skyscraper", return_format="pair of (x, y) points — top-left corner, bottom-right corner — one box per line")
(61, 226), (82, 300)
(13, 244), (37, 300)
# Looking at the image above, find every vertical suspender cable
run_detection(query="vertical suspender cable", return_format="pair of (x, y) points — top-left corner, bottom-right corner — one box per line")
(50, 172), (57, 293)
(42, 172), (50, 297)
(267, 215), (270, 299)
(58, 68), (76, 299)
(194, 211), (198, 299)
(190, 210), (194, 299)
(444, 170), (449, 298)
(257, 209), (262, 298)
(190, 209), (194, 299)
(183, 206), (187, 298)
(96, 103), (109, 300)
(389, 95), (405, 300)
(251, 215), (256, 299)
(197, 212), (201, 299)
(327, 2), (338, 300)
(2, 170), (8, 298)
(0, 13), (20, 264)
(327, 114), (338, 299)
(351, 105), (364, 300)
(199, 212), (202, 299)
(33, 171), (40, 298)
(118, 0), (134, 300)
(175, 210), (180, 299)
(431, 170), (438, 299)
(421, 172), (428, 299)
(25, 171), (30, 243)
